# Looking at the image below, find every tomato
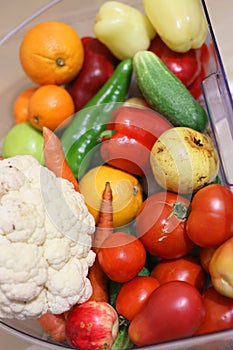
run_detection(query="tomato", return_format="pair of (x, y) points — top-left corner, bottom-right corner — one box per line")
(195, 287), (233, 335)
(136, 191), (194, 259)
(128, 281), (205, 346)
(186, 184), (233, 248)
(98, 231), (146, 283)
(199, 247), (216, 273)
(116, 276), (160, 321)
(151, 256), (206, 292)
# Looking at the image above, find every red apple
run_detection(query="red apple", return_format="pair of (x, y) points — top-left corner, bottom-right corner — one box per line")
(65, 301), (119, 350)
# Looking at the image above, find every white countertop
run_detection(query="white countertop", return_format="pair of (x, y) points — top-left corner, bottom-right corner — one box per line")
(0, 1), (232, 349)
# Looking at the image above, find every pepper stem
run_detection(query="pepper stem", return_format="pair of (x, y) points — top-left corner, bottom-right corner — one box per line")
(98, 129), (116, 142)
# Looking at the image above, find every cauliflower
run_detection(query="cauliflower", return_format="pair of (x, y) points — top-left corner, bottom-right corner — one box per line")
(0, 155), (96, 320)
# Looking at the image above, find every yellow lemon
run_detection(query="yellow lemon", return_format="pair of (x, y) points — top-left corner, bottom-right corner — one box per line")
(79, 165), (143, 228)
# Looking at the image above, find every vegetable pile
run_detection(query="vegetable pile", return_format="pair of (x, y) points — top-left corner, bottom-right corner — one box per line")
(1, 0), (233, 349)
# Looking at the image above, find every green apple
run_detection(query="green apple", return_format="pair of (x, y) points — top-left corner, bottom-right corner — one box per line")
(2, 122), (44, 164)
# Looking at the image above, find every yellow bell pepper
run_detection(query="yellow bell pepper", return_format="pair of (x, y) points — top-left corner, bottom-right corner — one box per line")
(94, 1), (156, 60)
(143, 0), (208, 53)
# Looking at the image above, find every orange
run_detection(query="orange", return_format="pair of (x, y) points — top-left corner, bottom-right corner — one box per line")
(79, 165), (143, 228)
(28, 84), (75, 131)
(19, 21), (84, 85)
(13, 87), (38, 123)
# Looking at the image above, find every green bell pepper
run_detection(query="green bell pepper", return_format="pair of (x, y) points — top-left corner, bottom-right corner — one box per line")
(61, 58), (133, 179)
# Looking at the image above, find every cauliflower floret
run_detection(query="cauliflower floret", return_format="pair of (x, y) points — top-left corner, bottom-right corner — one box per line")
(46, 253), (95, 314)
(0, 289), (48, 320)
(0, 155), (96, 320)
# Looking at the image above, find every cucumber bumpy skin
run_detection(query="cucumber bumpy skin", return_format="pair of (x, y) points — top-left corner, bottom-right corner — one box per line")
(133, 50), (208, 132)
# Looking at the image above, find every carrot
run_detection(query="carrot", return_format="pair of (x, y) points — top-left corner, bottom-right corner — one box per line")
(42, 126), (80, 192)
(38, 129), (81, 343)
(88, 181), (113, 302)
(87, 258), (110, 303)
(38, 313), (67, 342)
(93, 181), (113, 252)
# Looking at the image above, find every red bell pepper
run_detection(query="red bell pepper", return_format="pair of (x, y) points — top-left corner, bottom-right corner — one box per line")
(149, 36), (210, 100)
(188, 43), (211, 99)
(149, 36), (201, 87)
(67, 36), (119, 112)
(99, 105), (172, 176)
(188, 66), (206, 100)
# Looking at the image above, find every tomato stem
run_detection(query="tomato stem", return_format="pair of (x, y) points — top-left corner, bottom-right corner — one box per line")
(119, 315), (130, 326)
(167, 202), (190, 220)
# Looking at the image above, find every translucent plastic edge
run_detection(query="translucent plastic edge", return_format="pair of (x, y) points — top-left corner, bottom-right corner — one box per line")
(0, 1), (233, 349)
(0, 0), (62, 45)
(0, 321), (70, 349)
(201, 0), (233, 189)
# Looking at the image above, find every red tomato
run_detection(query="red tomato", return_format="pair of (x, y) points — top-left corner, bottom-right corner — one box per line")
(136, 191), (194, 259)
(186, 184), (233, 248)
(116, 276), (160, 321)
(98, 231), (146, 283)
(151, 256), (206, 292)
(128, 281), (205, 346)
(195, 287), (233, 335)
(199, 247), (216, 273)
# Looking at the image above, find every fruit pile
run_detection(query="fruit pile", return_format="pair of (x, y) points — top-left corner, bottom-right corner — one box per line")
(1, 1), (233, 350)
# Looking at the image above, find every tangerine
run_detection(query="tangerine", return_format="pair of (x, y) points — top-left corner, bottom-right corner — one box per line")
(19, 21), (84, 85)
(79, 165), (143, 228)
(28, 84), (75, 131)
(13, 87), (38, 123)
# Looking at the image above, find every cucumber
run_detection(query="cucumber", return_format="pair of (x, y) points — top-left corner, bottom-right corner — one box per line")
(133, 50), (208, 132)
(109, 280), (134, 349)
(111, 324), (134, 350)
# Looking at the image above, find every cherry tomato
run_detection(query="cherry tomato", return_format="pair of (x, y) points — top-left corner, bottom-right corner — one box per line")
(199, 247), (216, 273)
(136, 191), (194, 259)
(151, 256), (206, 292)
(186, 184), (233, 248)
(195, 287), (233, 335)
(128, 281), (206, 346)
(116, 276), (160, 321)
(98, 231), (146, 283)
